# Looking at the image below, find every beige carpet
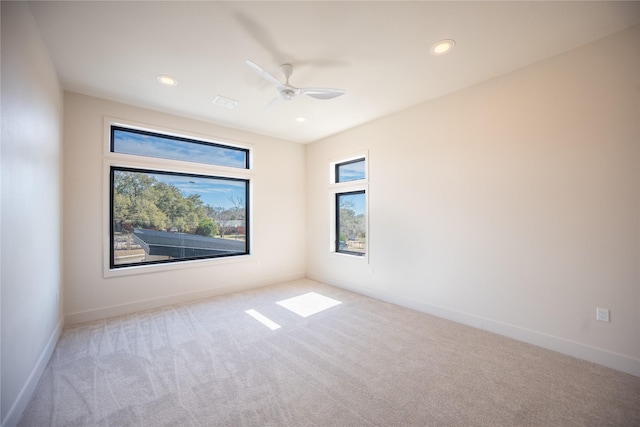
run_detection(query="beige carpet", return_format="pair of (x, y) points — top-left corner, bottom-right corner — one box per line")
(19, 279), (640, 426)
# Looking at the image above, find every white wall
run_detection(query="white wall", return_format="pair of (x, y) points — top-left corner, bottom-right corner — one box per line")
(306, 25), (640, 376)
(0, 2), (64, 426)
(63, 93), (306, 323)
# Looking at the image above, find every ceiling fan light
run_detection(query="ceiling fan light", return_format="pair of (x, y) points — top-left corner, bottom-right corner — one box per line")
(431, 39), (455, 55)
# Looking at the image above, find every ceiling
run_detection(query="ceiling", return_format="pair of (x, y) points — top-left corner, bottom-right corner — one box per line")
(28, 1), (640, 144)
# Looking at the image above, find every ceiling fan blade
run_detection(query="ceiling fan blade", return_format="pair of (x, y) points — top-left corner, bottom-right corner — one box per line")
(245, 60), (283, 88)
(300, 87), (346, 100)
(264, 96), (282, 110)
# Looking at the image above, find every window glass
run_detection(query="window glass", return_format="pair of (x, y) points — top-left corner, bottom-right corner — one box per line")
(336, 191), (366, 256)
(335, 158), (365, 183)
(111, 126), (249, 169)
(111, 167), (248, 268)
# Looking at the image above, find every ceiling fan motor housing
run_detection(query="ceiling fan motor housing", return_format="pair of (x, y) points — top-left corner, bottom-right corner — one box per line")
(278, 87), (297, 100)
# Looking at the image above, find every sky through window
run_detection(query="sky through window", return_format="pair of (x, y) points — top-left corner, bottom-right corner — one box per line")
(112, 127), (248, 169)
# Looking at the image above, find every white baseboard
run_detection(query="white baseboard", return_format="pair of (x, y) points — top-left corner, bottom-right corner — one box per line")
(2, 317), (64, 427)
(65, 273), (306, 325)
(308, 274), (640, 378)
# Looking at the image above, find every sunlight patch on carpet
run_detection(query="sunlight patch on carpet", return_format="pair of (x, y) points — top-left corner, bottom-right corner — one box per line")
(245, 309), (281, 330)
(276, 292), (342, 317)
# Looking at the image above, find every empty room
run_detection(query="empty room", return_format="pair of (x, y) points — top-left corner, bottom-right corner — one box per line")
(2, 1), (640, 426)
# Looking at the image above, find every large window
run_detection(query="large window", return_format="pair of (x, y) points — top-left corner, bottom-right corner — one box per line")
(331, 156), (367, 257)
(107, 123), (251, 271)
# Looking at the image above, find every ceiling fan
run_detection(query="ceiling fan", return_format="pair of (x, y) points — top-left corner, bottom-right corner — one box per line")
(245, 59), (346, 102)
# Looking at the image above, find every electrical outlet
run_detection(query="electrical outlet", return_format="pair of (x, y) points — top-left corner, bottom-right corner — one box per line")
(596, 307), (610, 322)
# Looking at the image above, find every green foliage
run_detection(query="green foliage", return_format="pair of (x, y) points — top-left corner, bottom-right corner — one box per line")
(113, 170), (209, 233)
(195, 218), (219, 237)
(339, 208), (366, 242)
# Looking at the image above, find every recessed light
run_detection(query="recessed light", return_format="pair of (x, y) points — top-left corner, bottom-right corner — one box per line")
(430, 39), (455, 55)
(296, 117), (307, 123)
(157, 75), (177, 86)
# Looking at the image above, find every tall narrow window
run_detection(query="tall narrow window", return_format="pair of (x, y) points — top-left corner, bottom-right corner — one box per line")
(331, 154), (367, 257)
(336, 190), (366, 256)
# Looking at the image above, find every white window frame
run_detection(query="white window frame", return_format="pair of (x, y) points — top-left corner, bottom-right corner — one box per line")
(328, 152), (369, 261)
(103, 117), (255, 278)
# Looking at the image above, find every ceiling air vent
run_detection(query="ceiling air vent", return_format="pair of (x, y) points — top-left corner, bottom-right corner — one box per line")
(212, 95), (239, 109)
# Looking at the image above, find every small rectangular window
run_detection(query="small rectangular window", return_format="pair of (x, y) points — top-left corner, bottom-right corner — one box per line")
(335, 158), (365, 183)
(336, 190), (366, 256)
(110, 167), (249, 268)
(111, 126), (249, 169)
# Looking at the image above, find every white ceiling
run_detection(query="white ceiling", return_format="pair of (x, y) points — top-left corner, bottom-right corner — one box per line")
(28, 1), (640, 144)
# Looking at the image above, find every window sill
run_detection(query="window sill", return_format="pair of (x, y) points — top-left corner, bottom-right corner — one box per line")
(104, 253), (253, 278)
(330, 251), (369, 262)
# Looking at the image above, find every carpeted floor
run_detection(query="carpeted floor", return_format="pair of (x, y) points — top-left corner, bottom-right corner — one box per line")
(19, 279), (640, 426)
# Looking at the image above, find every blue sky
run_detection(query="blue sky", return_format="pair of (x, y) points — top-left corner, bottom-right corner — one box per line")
(153, 173), (246, 209)
(113, 129), (247, 169)
(337, 159), (366, 214)
(339, 192), (366, 216)
(338, 160), (365, 182)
